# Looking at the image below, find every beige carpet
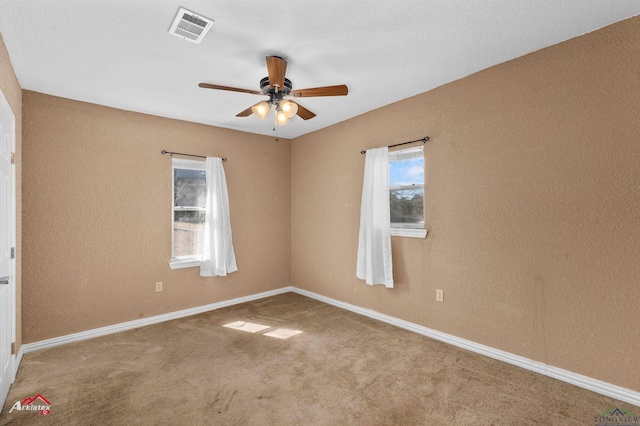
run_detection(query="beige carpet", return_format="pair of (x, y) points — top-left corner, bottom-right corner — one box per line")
(0, 292), (635, 425)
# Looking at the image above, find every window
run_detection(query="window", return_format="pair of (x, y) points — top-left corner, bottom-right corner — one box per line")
(389, 146), (427, 238)
(170, 158), (206, 269)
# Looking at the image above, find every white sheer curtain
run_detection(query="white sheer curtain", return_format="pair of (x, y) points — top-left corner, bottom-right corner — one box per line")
(200, 157), (238, 277)
(356, 147), (394, 288)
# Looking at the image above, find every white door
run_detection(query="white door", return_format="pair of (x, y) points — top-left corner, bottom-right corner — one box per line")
(0, 89), (15, 411)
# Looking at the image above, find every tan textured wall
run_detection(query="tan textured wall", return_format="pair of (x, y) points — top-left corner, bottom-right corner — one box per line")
(0, 33), (22, 350)
(22, 91), (291, 342)
(292, 16), (640, 391)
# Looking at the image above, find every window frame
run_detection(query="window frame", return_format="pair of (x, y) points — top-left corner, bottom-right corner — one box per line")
(389, 146), (427, 238)
(169, 158), (206, 270)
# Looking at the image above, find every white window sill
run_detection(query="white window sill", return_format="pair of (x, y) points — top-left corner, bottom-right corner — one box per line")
(169, 259), (201, 270)
(391, 228), (427, 238)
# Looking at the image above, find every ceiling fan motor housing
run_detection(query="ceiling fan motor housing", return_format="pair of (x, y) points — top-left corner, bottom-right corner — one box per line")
(260, 77), (293, 95)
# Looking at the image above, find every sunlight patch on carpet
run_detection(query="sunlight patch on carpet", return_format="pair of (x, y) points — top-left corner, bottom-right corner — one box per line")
(223, 321), (303, 339)
(223, 321), (271, 333)
(263, 329), (303, 339)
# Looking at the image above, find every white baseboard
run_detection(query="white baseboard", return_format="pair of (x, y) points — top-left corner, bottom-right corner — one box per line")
(21, 287), (294, 354)
(289, 287), (640, 407)
(12, 345), (23, 381)
(18, 285), (639, 407)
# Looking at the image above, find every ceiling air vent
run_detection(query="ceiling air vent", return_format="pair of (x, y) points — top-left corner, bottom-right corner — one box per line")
(168, 7), (213, 44)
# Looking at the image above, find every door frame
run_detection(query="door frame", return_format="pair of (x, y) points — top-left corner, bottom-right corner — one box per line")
(0, 87), (17, 398)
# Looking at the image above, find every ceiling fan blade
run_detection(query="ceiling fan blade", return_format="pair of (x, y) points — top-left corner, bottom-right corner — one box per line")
(199, 83), (262, 95)
(290, 85), (348, 98)
(266, 56), (287, 91)
(236, 104), (256, 117)
(294, 102), (316, 120)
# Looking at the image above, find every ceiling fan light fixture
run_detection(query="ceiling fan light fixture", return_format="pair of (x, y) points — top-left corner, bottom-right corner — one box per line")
(280, 100), (298, 119)
(252, 101), (271, 120)
(276, 110), (290, 126)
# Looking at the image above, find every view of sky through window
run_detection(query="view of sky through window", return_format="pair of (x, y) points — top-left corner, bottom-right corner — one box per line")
(390, 157), (424, 187)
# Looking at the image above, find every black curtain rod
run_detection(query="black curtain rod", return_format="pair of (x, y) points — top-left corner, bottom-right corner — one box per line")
(161, 150), (227, 162)
(360, 136), (430, 154)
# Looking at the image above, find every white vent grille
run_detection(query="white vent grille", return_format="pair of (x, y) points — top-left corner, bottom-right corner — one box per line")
(168, 7), (213, 44)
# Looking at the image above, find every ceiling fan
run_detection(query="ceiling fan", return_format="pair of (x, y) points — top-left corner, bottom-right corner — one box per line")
(198, 56), (348, 126)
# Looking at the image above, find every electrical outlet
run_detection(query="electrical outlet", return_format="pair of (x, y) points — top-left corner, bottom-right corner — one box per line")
(156, 282), (163, 292)
(436, 289), (444, 302)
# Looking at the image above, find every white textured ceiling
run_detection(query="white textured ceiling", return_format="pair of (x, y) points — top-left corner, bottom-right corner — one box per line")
(1, 1), (639, 139)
